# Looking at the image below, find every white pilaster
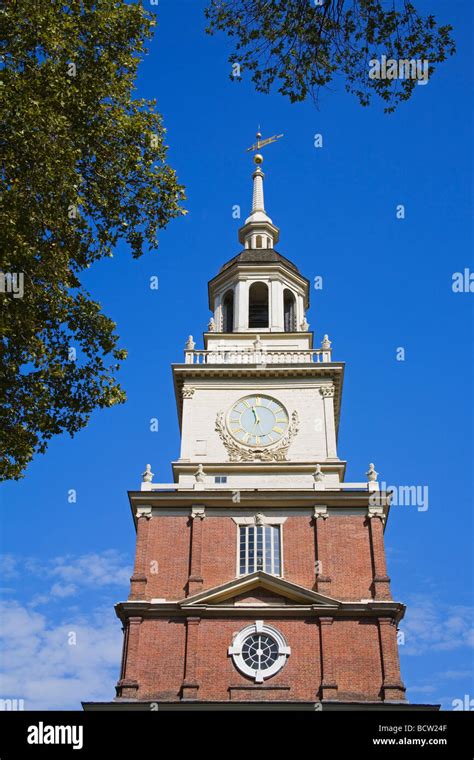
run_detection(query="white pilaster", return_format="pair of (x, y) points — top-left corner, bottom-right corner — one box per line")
(214, 292), (223, 332)
(270, 279), (283, 331)
(235, 280), (249, 331)
(320, 385), (337, 459)
(295, 294), (304, 332)
(179, 387), (195, 459)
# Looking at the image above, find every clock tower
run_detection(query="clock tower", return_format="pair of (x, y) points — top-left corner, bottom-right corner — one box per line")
(83, 140), (438, 711)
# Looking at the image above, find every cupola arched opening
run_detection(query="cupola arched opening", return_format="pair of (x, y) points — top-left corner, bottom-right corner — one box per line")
(256, 234), (263, 248)
(249, 282), (269, 328)
(223, 289), (234, 333)
(283, 289), (296, 332)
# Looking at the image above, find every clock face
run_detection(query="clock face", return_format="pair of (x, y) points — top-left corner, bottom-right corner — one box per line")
(227, 395), (289, 447)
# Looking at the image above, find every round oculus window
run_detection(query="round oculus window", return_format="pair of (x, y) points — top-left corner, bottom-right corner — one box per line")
(228, 623), (291, 683)
(241, 633), (279, 671)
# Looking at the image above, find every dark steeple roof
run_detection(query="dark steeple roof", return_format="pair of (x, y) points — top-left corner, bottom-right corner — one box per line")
(219, 248), (300, 274)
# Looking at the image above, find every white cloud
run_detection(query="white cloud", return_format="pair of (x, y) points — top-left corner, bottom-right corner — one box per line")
(1, 550), (132, 606)
(51, 583), (78, 598)
(0, 550), (131, 709)
(443, 670), (474, 680)
(400, 596), (474, 655)
(48, 550), (131, 589)
(0, 600), (122, 710)
(0, 555), (19, 579)
(406, 684), (436, 694)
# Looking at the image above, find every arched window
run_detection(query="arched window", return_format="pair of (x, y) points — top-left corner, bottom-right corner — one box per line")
(283, 289), (296, 332)
(249, 282), (269, 328)
(223, 290), (234, 333)
(256, 235), (263, 248)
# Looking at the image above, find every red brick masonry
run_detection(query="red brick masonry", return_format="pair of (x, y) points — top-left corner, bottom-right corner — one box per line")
(115, 509), (407, 705)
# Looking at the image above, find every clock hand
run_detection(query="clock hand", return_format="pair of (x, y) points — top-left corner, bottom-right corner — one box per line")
(251, 406), (260, 424)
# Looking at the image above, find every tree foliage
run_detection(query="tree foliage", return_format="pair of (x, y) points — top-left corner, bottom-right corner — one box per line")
(1, 0), (186, 480)
(205, 0), (455, 111)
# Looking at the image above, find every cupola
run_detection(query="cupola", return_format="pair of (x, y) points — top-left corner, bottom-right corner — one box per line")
(207, 138), (310, 335)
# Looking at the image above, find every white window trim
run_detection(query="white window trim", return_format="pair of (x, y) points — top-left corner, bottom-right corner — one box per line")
(228, 621), (291, 683)
(232, 516), (287, 526)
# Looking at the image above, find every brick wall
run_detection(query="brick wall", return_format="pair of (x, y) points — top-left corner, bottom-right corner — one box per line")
(118, 511), (401, 704)
(135, 513), (382, 603)
(126, 616), (386, 703)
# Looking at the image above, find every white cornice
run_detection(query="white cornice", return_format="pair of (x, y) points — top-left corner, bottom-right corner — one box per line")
(172, 461), (347, 474)
(114, 598), (406, 624)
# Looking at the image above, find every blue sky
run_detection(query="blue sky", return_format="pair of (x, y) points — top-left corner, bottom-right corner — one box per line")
(1, 0), (472, 710)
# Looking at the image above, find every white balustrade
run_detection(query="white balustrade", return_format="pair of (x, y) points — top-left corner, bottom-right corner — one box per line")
(183, 348), (332, 365)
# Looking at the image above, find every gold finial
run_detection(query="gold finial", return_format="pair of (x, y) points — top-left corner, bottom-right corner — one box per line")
(246, 130), (284, 164)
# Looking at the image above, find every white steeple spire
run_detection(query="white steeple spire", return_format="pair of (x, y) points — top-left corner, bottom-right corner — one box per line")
(252, 163), (265, 212)
(239, 132), (282, 250)
(244, 158), (273, 227)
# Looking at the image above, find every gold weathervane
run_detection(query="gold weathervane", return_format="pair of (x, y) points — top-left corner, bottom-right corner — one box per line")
(246, 130), (283, 164)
